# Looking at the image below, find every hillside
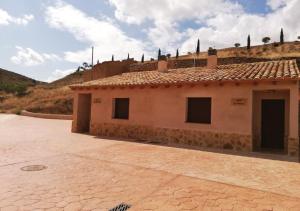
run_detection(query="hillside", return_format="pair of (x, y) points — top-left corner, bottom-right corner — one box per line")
(1, 41), (300, 115)
(177, 41), (300, 59)
(0, 70), (83, 114)
(48, 71), (84, 87)
(0, 68), (45, 102)
(0, 86), (73, 114)
(0, 68), (40, 85)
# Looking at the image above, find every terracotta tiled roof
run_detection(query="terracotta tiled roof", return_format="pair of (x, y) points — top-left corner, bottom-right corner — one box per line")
(71, 60), (300, 89)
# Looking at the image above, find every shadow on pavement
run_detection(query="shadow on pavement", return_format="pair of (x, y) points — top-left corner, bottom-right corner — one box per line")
(92, 135), (299, 163)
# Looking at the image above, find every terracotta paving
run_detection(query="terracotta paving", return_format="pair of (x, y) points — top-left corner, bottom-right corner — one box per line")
(0, 114), (300, 210)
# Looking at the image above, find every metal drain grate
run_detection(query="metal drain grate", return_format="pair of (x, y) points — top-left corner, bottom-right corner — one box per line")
(21, 165), (47, 171)
(109, 203), (131, 211)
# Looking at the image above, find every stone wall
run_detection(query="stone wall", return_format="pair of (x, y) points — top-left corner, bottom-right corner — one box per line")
(288, 137), (299, 157)
(83, 60), (137, 82)
(83, 70), (93, 82)
(129, 62), (158, 72)
(128, 57), (300, 73)
(90, 123), (252, 152)
(167, 59), (207, 69)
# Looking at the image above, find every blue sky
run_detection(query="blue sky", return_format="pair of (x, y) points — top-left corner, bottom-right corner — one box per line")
(0, 0), (299, 82)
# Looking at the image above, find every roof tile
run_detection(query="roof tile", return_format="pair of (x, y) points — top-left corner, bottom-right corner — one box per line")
(71, 60), (300, 89)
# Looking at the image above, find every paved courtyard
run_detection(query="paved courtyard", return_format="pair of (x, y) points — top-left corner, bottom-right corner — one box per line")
(1, 115), (300, 211)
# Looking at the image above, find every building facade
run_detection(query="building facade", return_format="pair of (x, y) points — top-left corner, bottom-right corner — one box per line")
(71, 57), (300, 157)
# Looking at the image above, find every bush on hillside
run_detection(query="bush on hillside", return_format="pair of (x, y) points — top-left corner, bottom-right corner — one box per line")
(0, 82), (28, 96)
(262, 37), (271, 44)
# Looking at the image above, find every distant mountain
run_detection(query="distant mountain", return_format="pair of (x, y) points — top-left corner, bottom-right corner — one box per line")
(0, 68), (42, 86)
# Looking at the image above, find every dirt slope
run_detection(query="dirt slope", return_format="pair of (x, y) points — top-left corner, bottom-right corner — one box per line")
(0, 70), (82, 115)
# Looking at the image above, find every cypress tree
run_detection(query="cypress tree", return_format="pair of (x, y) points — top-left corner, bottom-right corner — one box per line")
(280, 28), (284, 44)
(141, 54), (144, 63)
(127, 53), (130, 60)
(176, 49), (179, 59)
(158, 48), (161, 60)
(196, 39), (200, 54)
(247, 35), (251, 50)
(112, 55), (114, 61)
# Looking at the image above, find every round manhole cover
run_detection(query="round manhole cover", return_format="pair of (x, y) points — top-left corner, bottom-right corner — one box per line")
(21, 165), (47, 171)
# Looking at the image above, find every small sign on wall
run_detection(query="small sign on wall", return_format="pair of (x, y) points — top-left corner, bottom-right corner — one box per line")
(93, 98), (102, 104)
(232, 98), (247, 105)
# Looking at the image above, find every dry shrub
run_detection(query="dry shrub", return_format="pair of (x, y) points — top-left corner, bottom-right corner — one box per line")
(0, 86), (73, 114)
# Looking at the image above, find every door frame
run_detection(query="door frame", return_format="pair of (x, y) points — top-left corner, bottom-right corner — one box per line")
(252, 90), (290, 154)
(76, 93), (92, 133)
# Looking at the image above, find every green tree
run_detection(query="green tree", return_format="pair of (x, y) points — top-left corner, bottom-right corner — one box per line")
(158, 49), (161, 60)
(262, 37), (271, 44)
(15, 84), (27, 96)
(78, 62), (92, 71)
(247, 35), (251, 50)
(82, 62), (89, 68)
(234, 43), (241, 48)
(196, 39), (200, 54)
(280, 28), (284, 44)
(0, 82), (27, 96)
(176, 49), (179, 59)
(141, 54), (144, 63)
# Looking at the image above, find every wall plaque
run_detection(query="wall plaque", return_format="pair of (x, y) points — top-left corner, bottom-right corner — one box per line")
(232, 98), (247, 105)
(93, 98), (102, 104)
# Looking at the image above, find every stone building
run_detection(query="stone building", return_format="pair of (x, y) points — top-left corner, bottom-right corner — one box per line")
(70, 52), (300, 157)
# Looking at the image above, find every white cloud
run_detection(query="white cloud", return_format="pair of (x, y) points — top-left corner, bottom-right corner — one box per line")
(267, 0), (288, 10)
(108, 0), (243, 51)
(45, 1), (149, 64)
(43, 53), (61, 61)
(11, 46), (61, 66)
(46, 68), (75, 82)
(148, 21), (185, 53)
(181, 0), (300, 53)
(108, 0), (243, 25)
(42, 0), (300, 65)
(109, 0), (300, 54)
(0, 9), (34, 26)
